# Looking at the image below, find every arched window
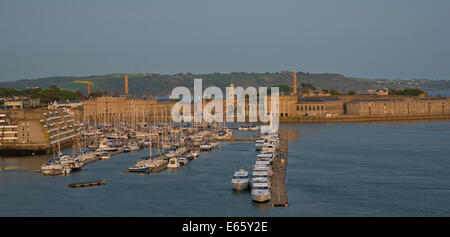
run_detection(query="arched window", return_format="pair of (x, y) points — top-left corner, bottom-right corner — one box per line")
(313, 106), (316, 111)
(309, 105), (311, 111)
(321, 105), (324, 111)
(301, 106), (303, 111)
(297, 105), (299, 111)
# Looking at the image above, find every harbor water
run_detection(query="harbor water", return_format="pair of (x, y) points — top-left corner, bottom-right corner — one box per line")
(1, 121), (450, 216)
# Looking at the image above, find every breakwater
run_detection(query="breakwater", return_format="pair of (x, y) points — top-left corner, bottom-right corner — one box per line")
(282, 113), (450, 123)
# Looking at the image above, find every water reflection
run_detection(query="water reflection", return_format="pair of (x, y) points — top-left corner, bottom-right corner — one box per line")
(0, 148), (71, 171)
(0, 155), (50, 171)
(251, 202), (270, 209)
(231, 189), (250, 196)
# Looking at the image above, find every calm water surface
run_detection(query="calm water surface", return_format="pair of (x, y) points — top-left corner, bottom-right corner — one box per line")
(427, 91), (450, 97)
(1, 121), (449, 216)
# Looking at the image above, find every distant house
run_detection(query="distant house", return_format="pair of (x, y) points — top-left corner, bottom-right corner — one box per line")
(4, 100), (23, 109)
(1, 96), (40, 109)
(368, 88), (389, 96)
(303, 90), (331, 97)
(23, 98), (40, 107)
(49, 100), (83, 114)
(376, 88), (389, 95)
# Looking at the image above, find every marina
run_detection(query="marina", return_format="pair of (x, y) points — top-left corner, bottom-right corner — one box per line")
(1, 121), (450, 216)
(36, 120), (236, 176)
(1, 0), (450, 225)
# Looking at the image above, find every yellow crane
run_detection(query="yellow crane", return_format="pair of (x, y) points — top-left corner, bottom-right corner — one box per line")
(74, 81), (94, 96)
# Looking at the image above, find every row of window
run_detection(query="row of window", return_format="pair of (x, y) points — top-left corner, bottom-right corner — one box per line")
(297, 105), (325, 112)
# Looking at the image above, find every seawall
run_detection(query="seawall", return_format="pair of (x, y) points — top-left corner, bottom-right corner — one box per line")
(281, 113), (450, 123)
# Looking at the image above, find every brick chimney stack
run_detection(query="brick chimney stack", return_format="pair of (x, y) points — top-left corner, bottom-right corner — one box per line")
(293, 72), (297, 95)
(124, 74), (129, 95)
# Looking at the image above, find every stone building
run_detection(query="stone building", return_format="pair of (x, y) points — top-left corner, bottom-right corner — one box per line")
(0, 108), (81, 155)
(82, 96), (175, 124)
(82, 94), (450, 123)
(295, 99), (344, 117)
(273, 94), (450, 120)
(1, 96), (40, 109)
(345, 98), (450, 116)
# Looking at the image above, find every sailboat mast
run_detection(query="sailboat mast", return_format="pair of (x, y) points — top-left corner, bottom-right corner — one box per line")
(149, 135), (152, 159)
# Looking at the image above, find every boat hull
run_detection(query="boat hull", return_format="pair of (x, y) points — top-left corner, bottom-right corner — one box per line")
(41, 168), (63, 176)
(251, 193), (271, 203)
(125, 160), (168, 173)
(200, 146), (212, 151)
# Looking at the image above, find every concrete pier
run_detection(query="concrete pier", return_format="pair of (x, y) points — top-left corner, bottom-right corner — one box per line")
(270, 132), (289, 207)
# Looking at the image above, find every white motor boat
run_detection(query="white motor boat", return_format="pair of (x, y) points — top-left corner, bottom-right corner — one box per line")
(231, 169), (250, 191)
(251, 171), (270, 187)
(167, 158), (180, 169)
(215, 129), (232, 140)
(40, 162), (64, 176)
(253, 164), (273, 176)
(165, 147), (186, 158)
(256, 153), (273, 163)
(100, 152), (111, 160)
(261, 143), (277, 155)
(184, 150), (199, 160)
(255, 160), (270, 166)
(99, 139), (119, 152)
(251, 181), (271, 202)
(200, 142), (212, 151)
(128, 143), (140, 151)
(77, 152), (97, 165)
(255, 139), (265, 151)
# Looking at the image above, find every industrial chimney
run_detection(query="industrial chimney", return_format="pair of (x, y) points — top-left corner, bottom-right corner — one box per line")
(124, 74), (129, 95)
(293, 72), (297, 95)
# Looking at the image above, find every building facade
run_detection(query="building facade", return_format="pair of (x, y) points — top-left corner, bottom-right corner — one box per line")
(82, 94), (450, 123)
(285, 96), (450, 119)
(82, 96), (175, 124)
(345, 98), (450, 116)
(0, 108), (81, 155)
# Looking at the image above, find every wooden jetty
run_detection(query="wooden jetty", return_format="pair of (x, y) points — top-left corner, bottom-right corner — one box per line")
(270, 133), (289, 207)
(68, 180), (106, 188)
(230, 138), (257, 142)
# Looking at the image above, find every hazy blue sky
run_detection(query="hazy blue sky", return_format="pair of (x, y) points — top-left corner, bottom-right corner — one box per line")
(1, 0), (449, 81)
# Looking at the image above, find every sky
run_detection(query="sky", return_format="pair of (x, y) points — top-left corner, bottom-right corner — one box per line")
(0, 0), (449, 81)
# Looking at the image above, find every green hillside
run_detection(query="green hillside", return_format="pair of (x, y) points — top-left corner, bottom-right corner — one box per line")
(0, 72), (448, 96)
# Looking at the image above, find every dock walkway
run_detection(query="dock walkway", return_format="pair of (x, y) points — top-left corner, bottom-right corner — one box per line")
(68, 180), (106, 188)
(270, 133), (288, 207)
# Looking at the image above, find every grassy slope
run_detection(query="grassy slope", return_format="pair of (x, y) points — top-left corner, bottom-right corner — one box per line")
(0, 72), (447, 96)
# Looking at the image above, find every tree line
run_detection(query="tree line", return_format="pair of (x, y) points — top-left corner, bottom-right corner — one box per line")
(0, 85), (107, 105)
